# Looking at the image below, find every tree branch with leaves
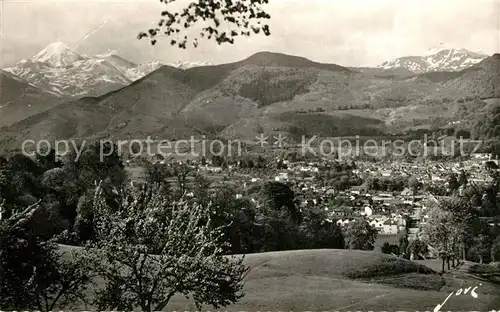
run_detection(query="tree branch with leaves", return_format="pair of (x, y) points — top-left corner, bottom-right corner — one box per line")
(138, 0), (271, 48)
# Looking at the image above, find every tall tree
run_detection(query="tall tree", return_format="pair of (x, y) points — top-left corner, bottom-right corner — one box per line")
(344, 220), (378, 251)
(458, 170), (468, 187)
(469, 234), (491, 264)
(447, 173), (460, 194)
(423, 205), (455, 272)
(300, 207), (345, 249)
(169, 162), (194, 198)
(399, 235), (410, 258)
(260, 181), (301, 223)
(407, 238), (428, 260)
(491, 236), (500, 262)
(89, 183), (248, 311)
(408, 176), (421, 194)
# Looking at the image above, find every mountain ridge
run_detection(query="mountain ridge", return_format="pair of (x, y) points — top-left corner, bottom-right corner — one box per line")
(0, 70), (63, 128)
(1, 50), (498, 152)
(3, 42), (216, 97)
(379, 47), (488, 73)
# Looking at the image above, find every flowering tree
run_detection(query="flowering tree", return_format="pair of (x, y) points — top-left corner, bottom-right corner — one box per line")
(0, 202), (94, 311)
(89, 183), (248, 311)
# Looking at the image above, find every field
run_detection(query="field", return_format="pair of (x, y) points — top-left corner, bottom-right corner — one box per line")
(59, 246), (500, 311)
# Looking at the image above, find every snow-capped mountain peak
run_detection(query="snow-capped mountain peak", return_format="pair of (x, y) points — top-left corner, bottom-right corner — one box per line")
(95, 50), (119, 58)
(122, 61), (214, 81)
(379, 46), (488, 73)
(32, 42), (84, 67)
(4, 42), (132, 97)
(170, 61), (213, 70)
(4, 42), (214, 97)
(425, 42), (454, 56)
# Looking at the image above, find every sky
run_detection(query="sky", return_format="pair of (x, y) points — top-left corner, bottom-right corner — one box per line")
(1, 0), (500, 68)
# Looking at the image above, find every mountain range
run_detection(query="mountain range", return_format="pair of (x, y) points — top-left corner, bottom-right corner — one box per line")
(3, 42), (213, 98)
(379, 45), (488, 73)
(1, 43), (498, 153)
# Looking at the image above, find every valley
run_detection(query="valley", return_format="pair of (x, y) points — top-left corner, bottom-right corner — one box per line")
(0, 44), (499, 154)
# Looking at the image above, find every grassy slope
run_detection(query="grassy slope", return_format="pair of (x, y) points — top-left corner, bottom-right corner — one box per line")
(58, 246), (500, 311)
(0, 71), (62, 128)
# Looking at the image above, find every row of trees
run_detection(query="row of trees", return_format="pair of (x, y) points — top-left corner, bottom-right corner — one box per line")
(423, 196), (500, 272)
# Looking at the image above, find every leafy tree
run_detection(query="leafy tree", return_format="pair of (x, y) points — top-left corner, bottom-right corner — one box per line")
(42, 141), (128, 228)
(36, 148), (62, 172)
(491, 236), (500, 262)
(211, 155), (225, 167)
(74, 193), (95, 243)
(260, 181), (301, 223)
(145, 162), (170, 185)
(423, 205), (456, 272)
(447, 173), (460, 194)
(474, 105), (500, 139)
(139, 0), (271, 48)
(458, 170), (468, 187)
(192, 172), (212, 205)
(169, 162), (194, 198)
(0, 154), (44, 213)
(258, 207), (302, 252)
(381, 242), (399, 255)
(469, 234), (491, 264)
(344, 220), (378, 250)
(0, 203), (94, 311)
(89, 183), (248, 311)
(408, 176), (420, 194)
(398, 235), (410, 258)
(203, 186), (257, 254)
(72, 141), (126, 191)
(407, 238), (428, 260)
(299, 207), (345, 249)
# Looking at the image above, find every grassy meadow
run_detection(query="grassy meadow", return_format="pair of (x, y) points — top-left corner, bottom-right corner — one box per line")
(59, 246), (500, 311)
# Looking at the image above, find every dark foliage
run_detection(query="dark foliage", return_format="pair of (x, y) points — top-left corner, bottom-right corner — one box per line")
(238, 70), (314, 107)
(260, 181), (301, 223)
(138, 0), (271, 48)
(381, 242), (400, 255)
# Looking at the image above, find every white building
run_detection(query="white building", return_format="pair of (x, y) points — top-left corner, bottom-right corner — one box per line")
(364, 206), (373, 216)
(382, 220), (398, 234)
(369, 219), (384, 231)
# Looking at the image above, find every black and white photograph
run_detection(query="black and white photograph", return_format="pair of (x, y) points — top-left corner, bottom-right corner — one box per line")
(1, 0), (500, 311)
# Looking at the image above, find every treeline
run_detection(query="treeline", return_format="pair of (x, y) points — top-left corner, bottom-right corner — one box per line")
(425, 195), (500, 270)
(474, 104), (500, 140)
(0, 142), (379, 253)
(1, 142), (384, 310)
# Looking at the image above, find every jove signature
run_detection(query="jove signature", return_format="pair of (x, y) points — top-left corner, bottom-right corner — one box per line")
(434, 284), (481, 312)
